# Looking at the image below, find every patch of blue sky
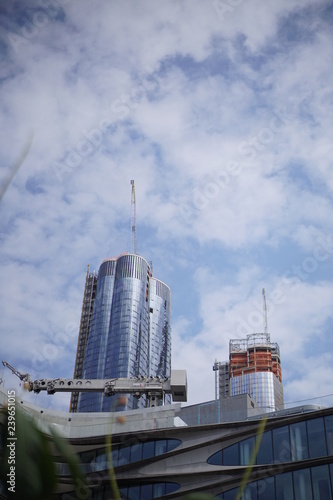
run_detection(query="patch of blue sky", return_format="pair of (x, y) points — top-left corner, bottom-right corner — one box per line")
(159, 52), (232, 85)
(167, 272), (202, 337)
(286, 163), (326, 196)
(13, 1), (66, 25)
(321, 2), (333, 23)
(63, 62), (81, 86)
(277, 6), (323, 46)
(25, 176), (45, 195)
(303, 319), (333, 355)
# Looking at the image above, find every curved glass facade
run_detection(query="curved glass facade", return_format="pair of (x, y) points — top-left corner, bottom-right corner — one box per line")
(230, 371), (284, 412)
(219, 464), (333, 500)
(57, 438), (182, 476)
(208, 414), (333, 467)
(149, 278), (171, 376)
(77, 254), (171, 412)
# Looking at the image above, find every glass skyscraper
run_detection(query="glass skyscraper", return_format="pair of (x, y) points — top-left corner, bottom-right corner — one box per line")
(71, 254), (171, 412)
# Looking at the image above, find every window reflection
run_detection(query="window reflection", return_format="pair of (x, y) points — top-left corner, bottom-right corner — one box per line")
(325, 415), (333, 455)
(307, 418), (327, 458)
(290, 421), (308, 461)
(75, 438), (181, 472)
(257, 476), (274, 500)
(222, 443), (239, 465)
(208, 411), (333, 469)
(273, 426), (290, 463)
(240, 436), (255, 465)
(256, 430), (273, 465)
(311, 465), (332, 500)
(222, 465), (332, 500)
(293, 468), (312, 500)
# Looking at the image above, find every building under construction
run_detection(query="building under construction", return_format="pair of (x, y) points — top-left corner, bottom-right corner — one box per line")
(70, 266), (97, 412)
(216, 332), (284, 412)
(215, 290), (284, 412)
(229, 332), (282, 382)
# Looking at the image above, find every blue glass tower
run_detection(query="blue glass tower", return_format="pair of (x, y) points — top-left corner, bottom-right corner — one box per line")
(75, 254), (171, 412)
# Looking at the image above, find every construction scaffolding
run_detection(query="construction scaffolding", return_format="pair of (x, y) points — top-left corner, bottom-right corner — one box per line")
(70, 265), (98, 412)
(229, 333), (282, 382)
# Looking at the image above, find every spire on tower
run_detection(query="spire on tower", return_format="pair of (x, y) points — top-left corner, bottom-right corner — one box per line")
(130, 180), (137, 254)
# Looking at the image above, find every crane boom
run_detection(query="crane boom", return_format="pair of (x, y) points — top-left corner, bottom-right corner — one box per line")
(2, 360), (30, 381)
(24, 370), (187, 407)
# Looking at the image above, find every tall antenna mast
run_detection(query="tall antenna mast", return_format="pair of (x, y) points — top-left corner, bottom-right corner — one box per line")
(262, 288), (268, 336)
(130, 180), (137, 254)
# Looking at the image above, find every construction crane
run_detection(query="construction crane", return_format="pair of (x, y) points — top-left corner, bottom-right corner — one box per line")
(24, 370), (187, 407)
(130, 179), (137, 254)
(2, 360), (187, 408)
(262, 288), (269, 337)
(2, 360), (30, 382)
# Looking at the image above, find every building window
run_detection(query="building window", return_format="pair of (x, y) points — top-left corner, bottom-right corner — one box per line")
(290, 421), (309, 461)
(222, 465), (332, 500)
(325, 415), (333, 455)
(208, 449), (222, 466)
(223, 443), (239, 466)
(256, 430), (273, 465)
(118, 482), (180, 499)
(275, 471), (294, 500)
(307, 418), (327, 458)
(239, 436), (255, 466)
(273, 425), (290, 463)
(76, 439), (181, 472)
(311, 464), (332, 500)
(257, 476), (274, 500)
(293, 468), (312, 500)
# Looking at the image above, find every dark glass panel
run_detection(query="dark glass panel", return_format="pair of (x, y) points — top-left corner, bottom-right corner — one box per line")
(307, 418), (327, 458)
(119, 487), (128, 499)
(127, 485), (140, 500)
(293, 468), (312, 500)
(95, 448), (109, 471)
(243, 481), (257, 500)
(207, 450), (222, 465)
(256, 430), (273, 464)
(311, 465), (331, 500)
(153, 483), (166, 497)
(273, 425), (291, 463)
(155, 440), (167, 456)
(324, 415), (333, 455)
(140, 484), (153, 499)
(258, 476), (275, 500)
(130, 443), (142, 463)
(165, 483), (180, 494)
(239, 436), (255, 465)
(224, 487), (240, 500)
(290, 421), (309, 461)
(142, 441), (155, 460)
(167, 439), (182, 452)
(222, 443), (239, 466)
(276, 471), (294, 500)
(80, 449), (95, 463)
(118, 444), (130, 466)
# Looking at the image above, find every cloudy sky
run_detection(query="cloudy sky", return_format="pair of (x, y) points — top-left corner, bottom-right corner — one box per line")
(1, 0), (333, 412)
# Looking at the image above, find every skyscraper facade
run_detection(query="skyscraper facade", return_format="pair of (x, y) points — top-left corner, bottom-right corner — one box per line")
(72, 254), (171, 412)
(218, 332), (284, 412)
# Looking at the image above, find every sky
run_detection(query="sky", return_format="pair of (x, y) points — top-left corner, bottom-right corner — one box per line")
(1, 0), (333, 413)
